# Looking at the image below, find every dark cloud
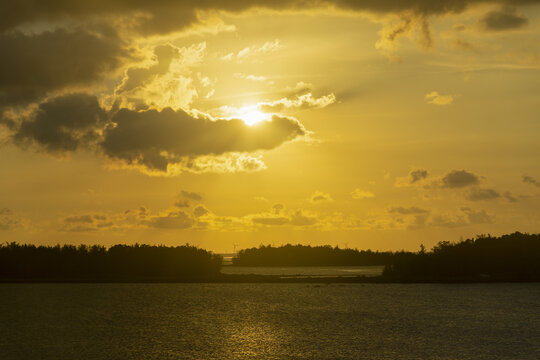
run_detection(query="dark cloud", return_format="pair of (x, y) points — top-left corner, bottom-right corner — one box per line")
(0, 208), (13, 216)
(480, 7), (528, 31)
(252, 208), (317, 226)
(252, 216), (289, 226)
(503, 191), (518, 202)
(148, 211), (194, 229)
(193, 205), (209, 217)
(0, 208), (18, 230)
(1, 1), (536, 36)
(174, 200), (191, 208)
(5, 93), (305, 174)
(465, 187), (501, 201)
(523, 175), (540, 188)
(310, 192), (333, 203)
(13, 93), (107, 153)
(64, 215), (94, 224)
(440, 170), (480, 188)
(181, 191), (203, 201)
(453, 39), (476, 51)
(396, 168), (429, 187)
(462, 207), (494, 224)
(0, 28), (129, 106)
(388, 206), (430, 214)
(289, 210), (317, 226)
(272, 203), (284, 214)
(409, 169), (429, 183)
(101, 108), (305, 172)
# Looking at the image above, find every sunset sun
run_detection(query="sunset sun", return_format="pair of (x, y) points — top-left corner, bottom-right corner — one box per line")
(237, 108), (271, 126)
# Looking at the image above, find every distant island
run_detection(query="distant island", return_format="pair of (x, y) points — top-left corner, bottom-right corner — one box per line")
(383, 232), (540, 282)
(1, 232), (539, 282)
(233, 244), (393, 266)
(0, 244), (222, 282)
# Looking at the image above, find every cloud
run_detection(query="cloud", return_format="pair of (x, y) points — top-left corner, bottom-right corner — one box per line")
(395, 168), (429, 186)
(351, 189), (375, 199)
(429, 208), (493, 228)
(60, 209), (148, 232)
(5, 93), (306, 175)
(0, 28), (129, 107)
(64, 215), (94, 224)
(252, 216), (290, 226)
(115, 44), (179, 94)
(452, 38), (476, 51)
(480, 7), (528, 31)
(170, 153), (267, 174)
(272, 203), (284, 214)
(234, 73), (267, 82)
(258, 93), (336, 113)
(193, 205), (209, 217)
(181, 190), (203, 201)
(461, 207), (494, 224)
(115, 42), (206, 110)
(147, 211), (194, 229)
(523, 175), (540, 188)
(503, 191), (518, 202)
(0, 208), (13, 216)
(174, 200), (191, 208)
(465, 187), (501, 201)
(102, 108), (305, 173)
(13, 93), (107, 153)
(425, 91), (454, 105)
(309, 191), (333, 203)
(388, 206), (430, 214)
(249, 205), (318, 227)
(410, 169), (429, 183)
(440, 169), (481, 188)
(235, 40), (283, 60)
(289, 210), (318, 226)
(0, 208), (18, 230)
(59, 205), (206, 232)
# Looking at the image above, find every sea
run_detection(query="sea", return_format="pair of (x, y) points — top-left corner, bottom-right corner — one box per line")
(1, 280), (539, 359)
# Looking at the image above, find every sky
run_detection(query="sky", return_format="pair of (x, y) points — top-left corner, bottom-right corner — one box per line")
(0, 0), (539, 252)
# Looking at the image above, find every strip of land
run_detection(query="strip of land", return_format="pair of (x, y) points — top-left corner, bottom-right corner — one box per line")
(1, 232), (539, 283)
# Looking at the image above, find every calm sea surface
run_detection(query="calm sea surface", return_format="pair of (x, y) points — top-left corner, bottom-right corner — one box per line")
(1, 283), (539, 360)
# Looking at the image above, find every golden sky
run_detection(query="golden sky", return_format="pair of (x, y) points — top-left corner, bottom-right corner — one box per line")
(0, 1), (539, 252)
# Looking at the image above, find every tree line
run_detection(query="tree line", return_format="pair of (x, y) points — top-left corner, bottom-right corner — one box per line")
(232, 244), (394, 266)
(382, 232), (540, 281)
(0, 243), (222, 281)
(232, 232), (540, 281)
(1, 232), (538, 282)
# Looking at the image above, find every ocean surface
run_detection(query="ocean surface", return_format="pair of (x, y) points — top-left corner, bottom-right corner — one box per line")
(221, 265), (384, 277)
(1, 283), (539, 359)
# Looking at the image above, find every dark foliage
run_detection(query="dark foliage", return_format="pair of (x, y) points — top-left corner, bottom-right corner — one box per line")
(232, 244), (394, 266)
(0, 243), (222, 281)
(383, 232), (540, 281)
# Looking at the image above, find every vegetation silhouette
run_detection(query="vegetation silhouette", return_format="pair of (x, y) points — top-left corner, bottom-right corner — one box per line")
(383, 232), (540, 282)
(0, 243), (222, 281)
(1, 232), (538, 282)
(232, 244), (394, 266)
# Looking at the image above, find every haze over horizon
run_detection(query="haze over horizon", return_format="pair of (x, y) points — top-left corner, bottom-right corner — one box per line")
(0, 0), (539, 252)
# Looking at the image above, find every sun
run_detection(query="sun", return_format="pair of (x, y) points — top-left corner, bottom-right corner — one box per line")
(237, 108), (271, 126)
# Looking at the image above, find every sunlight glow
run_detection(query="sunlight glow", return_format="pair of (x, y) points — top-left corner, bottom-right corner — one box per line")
(237, 109), (271, 126)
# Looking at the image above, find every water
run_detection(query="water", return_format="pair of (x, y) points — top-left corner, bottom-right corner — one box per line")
(221, 265), (384, 277)
(1, 283), (539, 359)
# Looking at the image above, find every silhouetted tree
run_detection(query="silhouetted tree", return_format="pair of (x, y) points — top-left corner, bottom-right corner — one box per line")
(232, 244), (394, 266)
(0, 243), (222, 281)
(383, 232), (540, 281)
